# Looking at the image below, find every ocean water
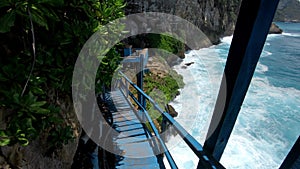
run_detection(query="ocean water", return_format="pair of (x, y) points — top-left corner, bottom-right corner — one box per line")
(165, 22), (300, 169)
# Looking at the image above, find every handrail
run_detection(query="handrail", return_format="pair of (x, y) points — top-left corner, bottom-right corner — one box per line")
(128, 92), (178, 169)
(118, 71), (224, 169)
(119, 71), (177, 168)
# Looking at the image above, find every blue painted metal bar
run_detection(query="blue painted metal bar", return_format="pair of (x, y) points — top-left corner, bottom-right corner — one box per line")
(161, 111), (224, 169)
(121, 57), (140, 63)
(203, 0), (280, 161)
(118, 74), (174, 168)
(119, 71), (164, 113)
(118, 71), (224, 169)
(127, 91), (178, 169)
(137, 54), (146, 109)
(279, 136), (300, 169)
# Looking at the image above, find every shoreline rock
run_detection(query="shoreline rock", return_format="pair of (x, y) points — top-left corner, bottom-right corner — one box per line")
(269, 23), (283, 34)
(166, 104), (178, 117)
(184, 62), (195, 66)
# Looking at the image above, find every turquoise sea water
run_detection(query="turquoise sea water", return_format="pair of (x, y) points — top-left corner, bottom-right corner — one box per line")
(165, 22), (300, 169)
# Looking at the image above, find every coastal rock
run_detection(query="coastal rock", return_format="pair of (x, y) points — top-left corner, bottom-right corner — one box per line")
(185, 62), (194, 66)
(269, 23), (283, 34)
(166, 104), (178, 117)
(274, 0), (300, 22)
(124, 0), (300, 45)
(124, 0), (242, 45)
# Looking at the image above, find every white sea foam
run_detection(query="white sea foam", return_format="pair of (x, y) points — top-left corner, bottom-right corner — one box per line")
(261, 50), (272, 57)
(256, 62), (269, 73)
(164, 47), (225, 168)
(221, 35), (233, 44)
(266, 34), (282, 40)
(282, 32), (300, 37)
(165, 32), (300, 168)
(221, 76), (300, 169)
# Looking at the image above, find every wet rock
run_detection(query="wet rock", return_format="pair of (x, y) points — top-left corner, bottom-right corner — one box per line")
(269, 23), (283, 34)
(124, 0), (242, 45)
(185, 62), (194, 66)
(166, 104), (178, 117)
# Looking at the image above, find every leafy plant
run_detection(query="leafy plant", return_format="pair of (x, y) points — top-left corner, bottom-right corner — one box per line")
(0, 0), (125, 151)
(146, 33), (185, 57)
(142, 72), (184, 127)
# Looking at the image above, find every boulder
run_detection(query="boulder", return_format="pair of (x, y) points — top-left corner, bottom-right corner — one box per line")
(166, 104), (178, 117)
(185, 62), (195, 66)
(269, 23), (283, 34)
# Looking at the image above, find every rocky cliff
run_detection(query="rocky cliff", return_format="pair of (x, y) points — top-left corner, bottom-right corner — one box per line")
(125, 0), (242, 44)
(274, 0), (300, 22)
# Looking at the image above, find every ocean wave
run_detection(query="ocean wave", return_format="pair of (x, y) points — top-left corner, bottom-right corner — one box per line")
(261, 50), (272, 57)
(166, 26), (300, 168)
(266, 34), (282, 40)
(221, 35), (233, 44)
(221, 76), (300, 169)
(282, 32), (300, 37)
(256, 62), (269, 73)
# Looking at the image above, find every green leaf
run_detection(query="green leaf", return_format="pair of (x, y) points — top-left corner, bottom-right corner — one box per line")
(0, 138), (10, 146)
(35, 108), (50, 114)
(31, 87), (45, 95)
(101, 61), (109, 65)
(0, 1), (11, 8)
(30, 101), (46, 107)
(0, 130), (11, 146)
(13, 93), (20, 104)
(37, 0), (64, 6)
(18, 137), (29, 146)
(30, 9), (48, 30)
(0, 10), (16, 33)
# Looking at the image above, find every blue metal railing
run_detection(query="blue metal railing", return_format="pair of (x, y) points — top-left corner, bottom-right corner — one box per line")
(118, 71), (224, 169)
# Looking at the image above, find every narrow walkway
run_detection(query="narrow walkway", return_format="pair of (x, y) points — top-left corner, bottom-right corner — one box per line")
(108, 90), (161, 169)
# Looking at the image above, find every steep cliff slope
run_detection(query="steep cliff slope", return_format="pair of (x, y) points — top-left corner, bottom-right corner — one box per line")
(274, 0), (300, 22)
(125, 0), (242, 44)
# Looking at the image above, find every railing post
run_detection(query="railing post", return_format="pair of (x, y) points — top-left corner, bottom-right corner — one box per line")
(161, 105), (169, 142)
(136, 53), (146, 109)
(125, 80), (129, 98)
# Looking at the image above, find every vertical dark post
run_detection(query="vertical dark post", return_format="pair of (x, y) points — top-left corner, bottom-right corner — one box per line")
(141, 54), (147, 108)
(161, 105), (169, 141)
(137, 54), (145, 109)
(203, 0), (280, 161)
(279, 136), (300, 169)
(125, 80), (129, 98)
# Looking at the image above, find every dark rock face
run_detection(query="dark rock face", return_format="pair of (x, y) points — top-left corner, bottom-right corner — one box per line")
(274, 0), (300, 22)
(184, 62), (194, 66)
(269, 23), (283, 34)
(166, 104), (178, 117)
(124, 0), (300, 45)
(124, 0), (242, 44)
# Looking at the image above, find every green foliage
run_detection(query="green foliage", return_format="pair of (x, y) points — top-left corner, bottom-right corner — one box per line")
(146, 33), (185, 57)
(95, 46), (123, 93)
(143, 72), (184, 125)
(0, 0), (125, 149)
(47, 125), (74, 150)
(127, 33), (185, 125)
